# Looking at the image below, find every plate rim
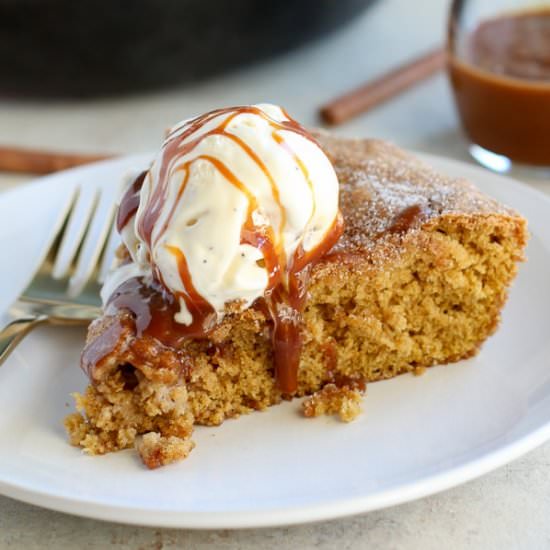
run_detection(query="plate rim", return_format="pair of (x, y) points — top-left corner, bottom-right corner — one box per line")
(1, 418), (550, 529)
(1, 151), (549, 529)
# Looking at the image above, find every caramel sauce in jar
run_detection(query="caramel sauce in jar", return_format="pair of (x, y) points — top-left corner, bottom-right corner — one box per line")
(448, 7), (550, 166)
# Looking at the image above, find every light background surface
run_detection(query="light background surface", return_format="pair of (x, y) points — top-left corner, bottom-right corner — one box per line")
(1, 0), (549, 547)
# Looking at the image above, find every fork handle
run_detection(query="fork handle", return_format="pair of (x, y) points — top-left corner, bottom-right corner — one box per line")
(0, 316), (48, 367)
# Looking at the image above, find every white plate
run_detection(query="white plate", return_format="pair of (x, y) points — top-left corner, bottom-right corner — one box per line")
(0, 153), (549, 529)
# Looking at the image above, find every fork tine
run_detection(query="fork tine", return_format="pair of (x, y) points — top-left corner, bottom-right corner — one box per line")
(68, 179), (123, 297)
(29, 188), (79, 283)
(52, 184), (99, 280)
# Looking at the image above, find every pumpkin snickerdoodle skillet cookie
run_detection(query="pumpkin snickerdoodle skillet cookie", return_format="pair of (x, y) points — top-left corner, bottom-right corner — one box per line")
(65, 104), (527, 468)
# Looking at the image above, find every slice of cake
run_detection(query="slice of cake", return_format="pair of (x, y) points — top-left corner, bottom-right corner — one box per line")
(65, 104), (527, 468)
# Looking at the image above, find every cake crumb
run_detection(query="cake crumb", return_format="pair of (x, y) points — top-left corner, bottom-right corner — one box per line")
(302, 384), (364, 422)
(413, 366), (427, 376)
(135, 432), (195, 469)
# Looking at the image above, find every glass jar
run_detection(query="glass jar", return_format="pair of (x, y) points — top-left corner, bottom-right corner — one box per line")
(448, 0), (550, 174)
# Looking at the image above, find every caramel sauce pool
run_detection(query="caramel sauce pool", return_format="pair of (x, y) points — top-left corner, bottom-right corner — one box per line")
(449, 8), (550, 165)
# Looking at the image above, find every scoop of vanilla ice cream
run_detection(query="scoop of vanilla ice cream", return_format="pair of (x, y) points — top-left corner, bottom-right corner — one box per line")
(107, 104), (340, 325)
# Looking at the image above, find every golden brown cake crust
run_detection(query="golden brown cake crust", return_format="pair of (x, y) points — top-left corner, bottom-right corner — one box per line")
(316, 133), (516, 256)
(66, 135), (528, 462)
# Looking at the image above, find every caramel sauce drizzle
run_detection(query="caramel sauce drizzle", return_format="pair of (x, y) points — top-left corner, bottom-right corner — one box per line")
(116, 170), (147, 233)
(162, 245), (218, 337)
(265, 214), (343, 393)
(385, 204), (426, 235)
(112, 106), (343, 394)
(271, 131), (316, 223)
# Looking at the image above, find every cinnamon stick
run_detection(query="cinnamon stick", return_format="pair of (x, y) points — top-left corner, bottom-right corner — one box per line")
(320, 47), (447, 126)
(0, 146), (112, 175)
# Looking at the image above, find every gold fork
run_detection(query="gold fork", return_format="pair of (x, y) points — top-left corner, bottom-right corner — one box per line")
(0, 180), (122, 366)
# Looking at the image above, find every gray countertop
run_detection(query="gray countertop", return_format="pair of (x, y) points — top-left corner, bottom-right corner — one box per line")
(1, 0), (550, 547)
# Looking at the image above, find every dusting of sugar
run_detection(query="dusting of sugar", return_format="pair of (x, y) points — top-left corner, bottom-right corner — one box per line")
(313, 134), (515, 260)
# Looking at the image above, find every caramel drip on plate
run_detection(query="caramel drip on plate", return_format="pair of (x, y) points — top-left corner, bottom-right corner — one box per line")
(111, 106), (343, 394)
